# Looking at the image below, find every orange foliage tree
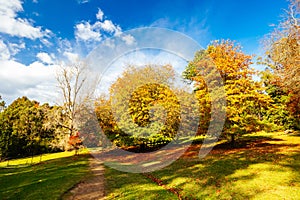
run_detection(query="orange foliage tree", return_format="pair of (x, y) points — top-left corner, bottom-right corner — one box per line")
(183, 40), (272, 144)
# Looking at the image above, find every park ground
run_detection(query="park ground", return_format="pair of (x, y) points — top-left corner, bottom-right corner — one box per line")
(1, 131), (300, 200)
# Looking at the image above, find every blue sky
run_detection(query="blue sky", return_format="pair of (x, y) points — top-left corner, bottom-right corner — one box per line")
(0, 0), (289, 104)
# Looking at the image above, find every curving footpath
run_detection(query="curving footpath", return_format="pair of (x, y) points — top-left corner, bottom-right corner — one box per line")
(63, 158), (106, 200)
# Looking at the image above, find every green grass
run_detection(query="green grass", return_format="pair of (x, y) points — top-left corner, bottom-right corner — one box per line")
(105, 167), (177, 199)
(0, 149), (89, 167)
(0, 151), (90, 200)
(1, 132), (299, 199)
(105, 131), (300, 199)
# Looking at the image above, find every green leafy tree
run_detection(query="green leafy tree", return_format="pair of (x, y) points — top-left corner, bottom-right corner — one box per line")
(0, 97), (57, 160)
(260, 69), (296, 130)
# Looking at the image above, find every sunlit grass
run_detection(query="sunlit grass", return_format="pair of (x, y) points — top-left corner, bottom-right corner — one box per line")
(1, 132), (299, 199)
(0, 150), (91, 200)
(0, 148), (89, 167)
(106, 131), (300, 199)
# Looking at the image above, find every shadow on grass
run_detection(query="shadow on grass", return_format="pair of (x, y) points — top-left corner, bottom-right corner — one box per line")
(0, 154), (91, 200)
(104, 167), (178, 200)
(148, 134), (300, 199)
(82, 132), (300, 199)
(290, 131), (300, 137)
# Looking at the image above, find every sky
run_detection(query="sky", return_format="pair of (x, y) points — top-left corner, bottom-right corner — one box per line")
(0, 0), (290, 104)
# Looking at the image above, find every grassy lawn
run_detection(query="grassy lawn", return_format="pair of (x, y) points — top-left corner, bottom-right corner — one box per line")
(1, 132), (299, 199)
(105, 131), (300, 199)
(0, 151), (91, 200)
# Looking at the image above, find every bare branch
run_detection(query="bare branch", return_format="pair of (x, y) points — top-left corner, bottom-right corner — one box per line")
(55, 60), (99, 137)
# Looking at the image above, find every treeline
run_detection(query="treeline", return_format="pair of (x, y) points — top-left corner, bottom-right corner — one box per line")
(98, 0), (299, 150)
(0, 39), (298, 158)
(96, 0), (299, 148)
(0, 96), (71, 160)
(95, 41), (299, 150)
(0, 0), (298, 158)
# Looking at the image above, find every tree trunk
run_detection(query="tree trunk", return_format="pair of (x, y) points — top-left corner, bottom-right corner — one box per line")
(30, 143), (34, 164)
(230, 134), (235, 147)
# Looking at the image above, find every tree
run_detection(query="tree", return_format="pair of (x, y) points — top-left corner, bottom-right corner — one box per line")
(42, 105), (69, 150)
(95, 95), (120, 146)
(56, 60), (98, 150)
(0, 96), (5, 112)
(182, 50), (213, 135)
(183, 40), (272, 144)
(263, 0), (300, 127)
(95, 65), (198, 150)
(108, 65), (179, 149)
(67, 132), (83, 155)
(0, 97), (56, 160)
(260, 69), (296, 130)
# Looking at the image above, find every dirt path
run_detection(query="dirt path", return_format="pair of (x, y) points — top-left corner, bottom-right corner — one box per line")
(63, 157), (106, 200)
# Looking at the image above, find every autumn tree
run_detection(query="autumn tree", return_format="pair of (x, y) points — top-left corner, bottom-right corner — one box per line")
(263, 0), (300, 128)
(103, 65), (179, 149)
(183, 40), (272, 144)
(95, 96), (120, 145)
(95, 65), (198, 151)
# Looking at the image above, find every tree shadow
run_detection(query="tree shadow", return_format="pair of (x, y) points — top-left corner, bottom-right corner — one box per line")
(104, 167), (178, 199)
(290, 132), (300, 137)
(0, 154), (91, 200)
(148, 135), (300, 199)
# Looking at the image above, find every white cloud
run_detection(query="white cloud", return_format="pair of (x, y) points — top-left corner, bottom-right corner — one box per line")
(57, 38), (73, 53)
(0, 40), (10, 60)
(0, 59), (59, 104)
(40, 38), (52, 47)
(96, 8), (104, 21)
(77, 0), (89, 4)
(63, 52), (79, 62)
(0, 39), (26, 60)
(75, 22), (102, 41)
(37, 52), (54, 64)
(121, 34), (135, 45)
(0, 0), (49, 39)
(151, 18), (173, 28)
(8, 41), (25, 56)
(75, 9), (124, 42)
(98, 20), (121, 34)
(94, 50), (189, 95)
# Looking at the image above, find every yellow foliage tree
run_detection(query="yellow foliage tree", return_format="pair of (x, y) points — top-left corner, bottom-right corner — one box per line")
(95, 65), (197, 150)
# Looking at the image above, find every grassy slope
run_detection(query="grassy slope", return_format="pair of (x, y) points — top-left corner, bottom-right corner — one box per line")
(0, 151), (90, 200)
(105, 132), (300, 199)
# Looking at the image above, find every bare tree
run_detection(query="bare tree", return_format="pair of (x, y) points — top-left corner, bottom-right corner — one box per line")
(55, 60), (99, 150)
(264, 0), (300, 93)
